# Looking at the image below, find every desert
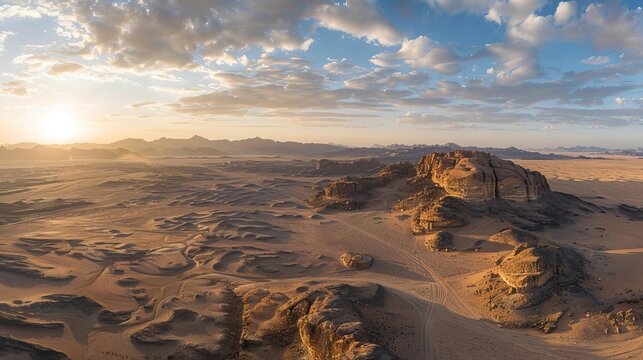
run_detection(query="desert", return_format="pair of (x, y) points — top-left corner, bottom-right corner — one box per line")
(0, 142), (640, 359)
(1, 1), (642, 358)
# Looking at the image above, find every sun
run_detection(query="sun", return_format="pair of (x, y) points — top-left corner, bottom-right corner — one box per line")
(41, 107), (77, 143)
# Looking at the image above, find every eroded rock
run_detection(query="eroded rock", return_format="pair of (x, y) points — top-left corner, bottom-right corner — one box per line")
(340, 252), (373, 270)
(415, 151), (550, 202)
(423, 231), (454, 252)
(489, 228), (540, 246)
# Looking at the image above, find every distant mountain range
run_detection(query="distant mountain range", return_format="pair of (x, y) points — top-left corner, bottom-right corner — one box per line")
(0, 145), (136, 161)
(543, 146), (643, 157)
(1, 136), (626, 161)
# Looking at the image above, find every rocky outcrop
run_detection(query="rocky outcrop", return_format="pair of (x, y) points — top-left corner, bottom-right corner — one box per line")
(497, 243), (583, 292)
(412, 196), (467, 233)
(340, 252), (373, 270)
(307, 162), (414, 211)
(263, 283), (397, 360)
(307, 152), (599, 232)
(489, 228), (540, 246)
(298, 292), (395, 360)
(474, 242), (609, 333)
(423, 231), (454, 251)
(314, 158), (382, 175)
(416, 151), (550, 202)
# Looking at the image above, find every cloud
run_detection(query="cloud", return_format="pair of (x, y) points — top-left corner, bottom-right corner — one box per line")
(581, 55), (610, 65)
(424, 78), (640, 106)
(507, 14), (553, 45)
(614, 97), (625, 105)
(554, 1), (577, 25)
(0, 4), (41, 21)
(312, 0), (403, 46)
(484, 41), (539, 84)
(130, 101), (157, 108)
(0, 81), (28, 96)
(564, 2), (643, 59)
(371, 36), (460, 74)
(0, 31), (13, 54)
(47, 62), (85, 75)
(323, 58), (365, 76)
(37, 0), (402, 71)
(484, 0), (547, 26)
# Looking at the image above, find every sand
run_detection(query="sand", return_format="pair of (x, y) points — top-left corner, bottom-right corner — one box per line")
(0, 156), (641, 359)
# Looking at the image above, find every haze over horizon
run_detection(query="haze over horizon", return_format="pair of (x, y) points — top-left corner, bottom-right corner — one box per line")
(1, 0), (642, 148)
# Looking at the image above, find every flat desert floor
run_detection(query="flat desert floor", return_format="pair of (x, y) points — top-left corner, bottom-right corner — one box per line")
(0, 156), (641, 359)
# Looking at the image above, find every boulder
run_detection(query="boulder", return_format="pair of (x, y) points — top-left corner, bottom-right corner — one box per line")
(340, 252), (373, 270)
(424, 231), (454, 251)
(416, 151), (550, 202)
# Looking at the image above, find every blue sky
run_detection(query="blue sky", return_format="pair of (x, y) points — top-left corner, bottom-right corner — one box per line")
(0, 0), (641, 148)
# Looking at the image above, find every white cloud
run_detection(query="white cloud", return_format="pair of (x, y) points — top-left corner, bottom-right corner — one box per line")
(36, 0), (402, 71)
(554, 1), (577, 25)
(507, 14), (552, 45)
(565, 3), (643, 59)
(0, 5), (41, 21)
(312, 0), (403, 46)
(0, 31), (13, 55)
(371, 36), (460, 74)
(485, 41), (539, 84)
(614, 97), (625, 105)
(581, 55), (610, 65)
(323, 58), (364, 76)
(484, 0), (547, 26)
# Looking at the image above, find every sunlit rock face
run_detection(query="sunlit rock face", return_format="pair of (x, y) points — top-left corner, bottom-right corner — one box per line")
(496, 243), (583, 292)
(416, 151), (550, 202)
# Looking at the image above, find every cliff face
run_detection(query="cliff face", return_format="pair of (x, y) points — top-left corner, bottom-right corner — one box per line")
(416, 151), (550, 202)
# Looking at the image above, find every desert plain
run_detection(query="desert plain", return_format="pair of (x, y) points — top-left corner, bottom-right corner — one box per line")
(0, 153), (641, 359)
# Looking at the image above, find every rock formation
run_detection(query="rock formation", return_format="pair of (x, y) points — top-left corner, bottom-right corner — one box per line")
(473, 242), (607, 333)
(251, 283), (397, 359)
(307, 162), (414, 211)
(340, 252), (373, 270)
(298, 291), (396, 360)
(415, 151), (550, 202)
(423, 231), (454, 251)
(308, 151), (600, 232)
(412, 196), (467, 233)
(313, 158), (382, 175)
(489, 228), (540, 246)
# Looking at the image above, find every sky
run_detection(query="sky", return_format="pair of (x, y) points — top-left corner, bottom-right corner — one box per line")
(0, 0), (642, 148)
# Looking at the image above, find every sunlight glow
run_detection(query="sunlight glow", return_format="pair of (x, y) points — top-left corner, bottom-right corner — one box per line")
(40, 107), (77, 143)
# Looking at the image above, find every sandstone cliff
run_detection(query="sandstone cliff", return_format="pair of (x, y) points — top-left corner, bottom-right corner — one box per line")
(415, 150), (550, 202)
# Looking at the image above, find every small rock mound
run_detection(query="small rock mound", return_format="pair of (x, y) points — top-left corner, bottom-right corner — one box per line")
(497, 243), (583, 293)
(489, 228), (539, 246)
(416, 150), (550, 202)
(424, 231), (454, 252)
(340, 252), (373, 270)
